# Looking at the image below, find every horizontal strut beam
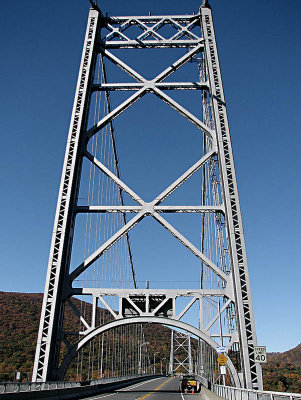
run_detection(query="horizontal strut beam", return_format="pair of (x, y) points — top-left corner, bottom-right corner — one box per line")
(76, 205), (224, 214)
(92, 82), (209, 91)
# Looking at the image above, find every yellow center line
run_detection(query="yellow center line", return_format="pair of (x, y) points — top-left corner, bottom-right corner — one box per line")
(137, 377), (174, 400)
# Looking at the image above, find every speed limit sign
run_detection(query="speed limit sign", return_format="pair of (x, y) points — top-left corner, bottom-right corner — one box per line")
(254, 346), (267, 363)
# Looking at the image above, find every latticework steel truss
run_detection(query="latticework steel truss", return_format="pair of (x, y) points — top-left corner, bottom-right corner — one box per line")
(33, 2), (262, 390)
(169, 331), (193, 375)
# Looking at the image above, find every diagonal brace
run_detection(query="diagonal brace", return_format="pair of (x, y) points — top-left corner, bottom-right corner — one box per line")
(66, 299), (90, 330)
(176, 297), (198, 320)
(205, 299), (232, 331)
(70, 212), (144, 281)
(98, 296), (119, 320)
(153, 212), (229, 283)
(84, 151), (143, 205)
(154, 150), (215, 204)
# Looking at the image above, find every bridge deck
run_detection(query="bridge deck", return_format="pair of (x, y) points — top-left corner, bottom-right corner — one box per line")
(83, 377), (225, 400)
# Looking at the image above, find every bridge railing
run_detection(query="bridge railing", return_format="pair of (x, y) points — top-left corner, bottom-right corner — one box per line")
(196, 374), (209, 388)
(0, 380), (79, 393)
(0, 374), (153, 394)
(212, 384), (301, 400)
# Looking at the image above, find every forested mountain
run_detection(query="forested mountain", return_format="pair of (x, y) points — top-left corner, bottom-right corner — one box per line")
(262, 344), (301, 392)
(0, 291), (176, 382)
(0, 291), (300, 392)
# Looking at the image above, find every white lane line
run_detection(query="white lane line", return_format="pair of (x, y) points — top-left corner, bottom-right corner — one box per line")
(85, 392), (116, 400)
(181, 392), (186, 400)
(120, 377), (163, 391)
(82, 377), (164, 399)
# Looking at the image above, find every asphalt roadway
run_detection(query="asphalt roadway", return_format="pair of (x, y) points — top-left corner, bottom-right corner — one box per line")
(84, 376), (203, 400)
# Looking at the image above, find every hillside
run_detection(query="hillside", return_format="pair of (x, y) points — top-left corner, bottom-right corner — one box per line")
(0, 291), (177, 382)
(0, 292), (42, 380)
(0, 291), (300, 392)
(263, 344), (301, 392)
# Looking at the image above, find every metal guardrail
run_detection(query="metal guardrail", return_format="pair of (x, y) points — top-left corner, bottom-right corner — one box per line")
(212, 383), (301, 400)
(0, 374), (152, 394)
(194, 375), (301, 400)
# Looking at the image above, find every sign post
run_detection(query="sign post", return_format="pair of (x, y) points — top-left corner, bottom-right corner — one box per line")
(217, 354), (227, 386)
(220, 366), (226, 375)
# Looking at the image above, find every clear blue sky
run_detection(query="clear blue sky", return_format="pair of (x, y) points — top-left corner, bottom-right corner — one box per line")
(1, 0), (300, 353)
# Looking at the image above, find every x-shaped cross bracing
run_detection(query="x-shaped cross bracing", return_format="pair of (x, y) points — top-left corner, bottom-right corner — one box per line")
(70, 147), (228, 284)
(87, 44), (214, 141)
(105, 15), (201, 44)
(69, 43), (228, 286)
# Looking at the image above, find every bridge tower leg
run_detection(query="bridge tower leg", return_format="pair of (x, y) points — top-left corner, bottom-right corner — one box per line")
(33, 1), (262, 390)
(199, 3), (262, 389)
(32, 8), (101, 382)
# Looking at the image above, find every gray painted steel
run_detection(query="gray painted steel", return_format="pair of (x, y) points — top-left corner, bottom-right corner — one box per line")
(33, 2), (262, 390)
(212, 383), (301, 400)
(54, 316), (240, 388)
(169, 331), (193, 375)
(33, 9), (101, 383)
(0, 375), (160, 399)
(200, 7), (262, 390)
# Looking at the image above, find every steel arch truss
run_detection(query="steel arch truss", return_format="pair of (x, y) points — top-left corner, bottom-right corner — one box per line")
(56, 316), (241, 388)
(33, 4), (262, 390)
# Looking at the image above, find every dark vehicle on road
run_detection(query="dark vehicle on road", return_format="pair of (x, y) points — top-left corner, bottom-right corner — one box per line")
(179, 374), (200, 393)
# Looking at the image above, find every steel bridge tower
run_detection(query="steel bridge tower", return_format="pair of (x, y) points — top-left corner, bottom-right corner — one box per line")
(33, 1), (262, 390)
(169, 330), (193, 375)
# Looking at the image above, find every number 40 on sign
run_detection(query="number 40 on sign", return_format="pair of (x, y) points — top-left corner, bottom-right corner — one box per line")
(254, 346), (267, 363)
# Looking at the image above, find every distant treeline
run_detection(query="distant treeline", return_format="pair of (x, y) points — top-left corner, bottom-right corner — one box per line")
(0, 291), (300, 392)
